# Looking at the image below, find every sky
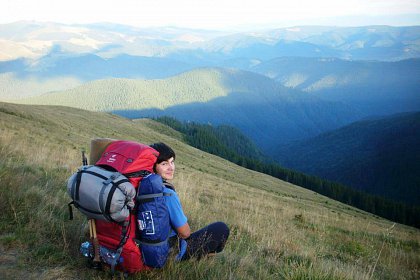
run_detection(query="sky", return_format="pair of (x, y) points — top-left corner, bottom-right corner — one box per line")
(2, 0), (420, 30)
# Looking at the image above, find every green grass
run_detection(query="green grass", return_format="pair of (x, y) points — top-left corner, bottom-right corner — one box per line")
(0, 101), (419, 279)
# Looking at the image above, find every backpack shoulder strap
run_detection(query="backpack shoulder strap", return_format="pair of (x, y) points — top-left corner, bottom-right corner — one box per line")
(137, 192), (171, 203)
(163, 181), (175, 191)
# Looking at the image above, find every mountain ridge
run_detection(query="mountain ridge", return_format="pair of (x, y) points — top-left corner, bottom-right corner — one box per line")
(1, 22), (419, 61)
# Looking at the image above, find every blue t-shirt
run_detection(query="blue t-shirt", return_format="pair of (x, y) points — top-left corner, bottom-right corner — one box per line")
(163, 187), (188, 237)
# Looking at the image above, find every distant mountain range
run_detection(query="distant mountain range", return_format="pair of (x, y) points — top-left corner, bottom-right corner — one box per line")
(275, 111), (420, 205)
(0, 21), (227, 61)
(1, 22), (419, 62)
(1, 22), (419, 102)
(1, 21), (419, 205)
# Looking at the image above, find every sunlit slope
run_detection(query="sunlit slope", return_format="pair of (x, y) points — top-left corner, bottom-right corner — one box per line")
(17, 68), (283, 111)
(1, 102), (419, 279)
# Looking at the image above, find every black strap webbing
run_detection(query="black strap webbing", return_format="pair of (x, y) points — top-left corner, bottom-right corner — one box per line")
(137, 192), (171, 204)
(124, 170), (151, 178)
(68, 202), (74, 220)
(104, 182), (119, 223)
(81, 169), (108, 180)
(163, 181), (175, 191)
(75, 171), (83, 201)
(110, 219), (131, 274)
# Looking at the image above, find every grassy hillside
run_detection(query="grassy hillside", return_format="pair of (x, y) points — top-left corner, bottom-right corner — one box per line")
(0, 102), (419, 279)
(275, 112), (420, 206)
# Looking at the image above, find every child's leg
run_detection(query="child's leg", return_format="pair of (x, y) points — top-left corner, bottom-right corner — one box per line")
(181, 221), (229, 260)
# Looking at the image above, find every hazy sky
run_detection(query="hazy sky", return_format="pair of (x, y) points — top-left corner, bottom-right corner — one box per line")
(2, 0), (420, 30)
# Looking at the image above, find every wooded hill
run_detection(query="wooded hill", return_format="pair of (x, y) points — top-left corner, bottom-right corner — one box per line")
(275, 111), (420, 206)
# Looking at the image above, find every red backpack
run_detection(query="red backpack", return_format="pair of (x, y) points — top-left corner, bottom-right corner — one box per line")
(93, 140), (158, 273)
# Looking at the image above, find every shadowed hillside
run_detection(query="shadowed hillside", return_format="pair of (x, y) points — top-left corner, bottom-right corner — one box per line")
(0, 102), (419, 279)
(275, 111), (420, 206)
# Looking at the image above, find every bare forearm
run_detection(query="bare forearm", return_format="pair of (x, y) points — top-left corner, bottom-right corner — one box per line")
(177, 223), (191, 239)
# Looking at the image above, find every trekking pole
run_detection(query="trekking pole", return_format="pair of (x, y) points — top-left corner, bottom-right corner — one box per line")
(89, 219), (93, 237)
(90, 219), (102, 269)
(88, 220), (93, 253)
(82, 150), (88, 166)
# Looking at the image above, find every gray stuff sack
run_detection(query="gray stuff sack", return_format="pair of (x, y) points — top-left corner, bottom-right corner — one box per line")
(67, 165), (136, 223)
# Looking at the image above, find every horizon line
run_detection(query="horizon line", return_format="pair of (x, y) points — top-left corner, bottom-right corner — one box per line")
(1, 17), (420, 32)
